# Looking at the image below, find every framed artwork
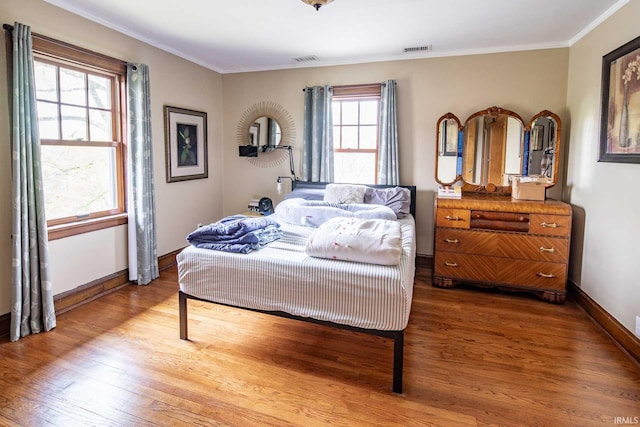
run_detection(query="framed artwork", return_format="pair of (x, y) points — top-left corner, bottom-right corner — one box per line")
(164, 106), (208, 182)
(249, 122), (260, 146)
(599, 34), (640, 163)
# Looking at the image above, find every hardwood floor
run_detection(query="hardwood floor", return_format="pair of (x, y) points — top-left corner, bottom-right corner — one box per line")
(0, 266), (638, 426)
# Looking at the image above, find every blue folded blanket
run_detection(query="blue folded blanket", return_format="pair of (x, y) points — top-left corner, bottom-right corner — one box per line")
(187, 215), (282, 253)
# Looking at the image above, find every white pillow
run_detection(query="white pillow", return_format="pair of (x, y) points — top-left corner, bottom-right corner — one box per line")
(323, 184), (366, 204)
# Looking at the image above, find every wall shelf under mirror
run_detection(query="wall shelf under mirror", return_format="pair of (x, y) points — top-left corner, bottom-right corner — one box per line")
(435, 106), (561, 195)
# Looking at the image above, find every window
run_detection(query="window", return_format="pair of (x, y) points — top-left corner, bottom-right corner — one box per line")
(32, 37), (127, 239)
(332, 84), (381, 184)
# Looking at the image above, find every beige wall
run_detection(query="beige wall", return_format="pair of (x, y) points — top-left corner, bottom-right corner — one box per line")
(566, 1), (640, 335)
(0, 0), (224, 315)
(10, 0), (634, 340)
(222, 49), (569, 256)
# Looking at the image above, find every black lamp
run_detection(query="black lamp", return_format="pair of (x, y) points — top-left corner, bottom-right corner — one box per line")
(275, 146), (297, 194)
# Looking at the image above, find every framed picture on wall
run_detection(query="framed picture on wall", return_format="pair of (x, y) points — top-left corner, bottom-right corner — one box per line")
(164, 106), (208, 182)
(599, 34), (640, 163)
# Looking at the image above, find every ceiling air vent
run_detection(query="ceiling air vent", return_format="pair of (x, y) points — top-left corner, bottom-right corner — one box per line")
(403, 45), (432, 53)
(293, 55), (319, 63)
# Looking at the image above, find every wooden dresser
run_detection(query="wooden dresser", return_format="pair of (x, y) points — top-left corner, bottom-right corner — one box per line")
(433, 195), (572, 303)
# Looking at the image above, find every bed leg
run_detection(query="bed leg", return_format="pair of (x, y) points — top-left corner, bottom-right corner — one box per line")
(179, 291), (188, 340)
(393, 332), (404, 394)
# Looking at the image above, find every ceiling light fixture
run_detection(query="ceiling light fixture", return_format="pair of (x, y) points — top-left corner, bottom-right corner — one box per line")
(301, 0), (334, 11)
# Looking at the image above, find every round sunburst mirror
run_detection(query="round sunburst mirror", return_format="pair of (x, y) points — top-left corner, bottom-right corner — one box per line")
(236, 101), (296, 168)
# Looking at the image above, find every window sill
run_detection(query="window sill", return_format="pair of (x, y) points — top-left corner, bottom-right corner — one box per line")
(48, 214), (128, 241)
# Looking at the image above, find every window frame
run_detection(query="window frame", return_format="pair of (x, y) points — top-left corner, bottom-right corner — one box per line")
(332, 84), (382, 184)
(31, 35), (128, 240)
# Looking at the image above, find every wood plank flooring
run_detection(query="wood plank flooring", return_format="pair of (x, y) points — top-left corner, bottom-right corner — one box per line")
(0, 266), (638, 426)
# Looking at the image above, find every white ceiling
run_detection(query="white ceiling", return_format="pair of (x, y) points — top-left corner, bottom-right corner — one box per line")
(44, 0), (628, 74)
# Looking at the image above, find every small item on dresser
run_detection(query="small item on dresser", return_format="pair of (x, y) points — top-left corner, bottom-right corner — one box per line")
(511, 176), (546, 201)
(438, 185), (462, 198)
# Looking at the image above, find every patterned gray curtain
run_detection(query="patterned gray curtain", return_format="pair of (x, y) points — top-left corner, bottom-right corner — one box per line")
(302, 86), (333, 182)
(378, 80), (399, 185)
(127, 64), (159, 285)
(10, 22), (56, 341)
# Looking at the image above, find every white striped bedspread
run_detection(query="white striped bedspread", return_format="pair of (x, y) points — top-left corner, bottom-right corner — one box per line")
(177, 216), (416, 331)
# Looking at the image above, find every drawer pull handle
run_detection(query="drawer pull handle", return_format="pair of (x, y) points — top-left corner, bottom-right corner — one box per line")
(539, 246), (555, 253)
(540, 222), (558, 228)
(537, 272), (556, 278)
(445, 238), (460, 244)
(445, 215), (461, 221)
(444, 261), (459, 267)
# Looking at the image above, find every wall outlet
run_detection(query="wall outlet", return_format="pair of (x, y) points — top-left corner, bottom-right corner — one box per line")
(636, 316), (640, 337)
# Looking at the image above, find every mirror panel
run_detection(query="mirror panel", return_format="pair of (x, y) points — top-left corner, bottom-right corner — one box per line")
(436, 114), (461, 185)
(462, 107), (524, 188)
(524, 110), (561, 187)
(250, 116), (282, 148)
(434, 106), (561, 192)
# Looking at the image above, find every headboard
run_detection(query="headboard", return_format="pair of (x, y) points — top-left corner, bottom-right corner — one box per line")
(291, 181), (417, 219)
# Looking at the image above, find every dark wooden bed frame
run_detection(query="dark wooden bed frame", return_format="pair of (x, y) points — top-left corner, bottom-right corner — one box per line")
(179, 181), (417, 394)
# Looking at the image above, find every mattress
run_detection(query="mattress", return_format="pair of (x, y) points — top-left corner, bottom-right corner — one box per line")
(177, 215), (416, 331)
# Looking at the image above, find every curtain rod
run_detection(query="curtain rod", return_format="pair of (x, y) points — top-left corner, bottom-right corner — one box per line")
(4, 23), (51, 41)
(302, 82), (385, 92)
(4, 23), (128, 69)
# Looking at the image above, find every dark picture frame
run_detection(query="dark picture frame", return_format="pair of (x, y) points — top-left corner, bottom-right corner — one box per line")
(599, 34), (640, 163)
(164, 106), (208, 182)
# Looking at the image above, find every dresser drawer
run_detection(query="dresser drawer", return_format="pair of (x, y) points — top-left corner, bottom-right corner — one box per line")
(435, 253), (567, 291)
(530, 214), (571, 237)
(491, 233), (569, 262)
(470, 210), (529, 232)
(435, 229), (569, 263)
(435, 228), (496, 255)
(495, 258), (567, 290)
(434, 253), (495, 282)
(436, 208), (470, 229)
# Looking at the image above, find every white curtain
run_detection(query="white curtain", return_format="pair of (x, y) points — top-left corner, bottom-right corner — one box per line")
(127, 63), (159, 285)
(378, 80), (399, 185)
(9, 22), (56, 341)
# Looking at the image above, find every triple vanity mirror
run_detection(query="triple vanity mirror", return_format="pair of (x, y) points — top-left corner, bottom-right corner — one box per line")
(435, 106), (561, 193)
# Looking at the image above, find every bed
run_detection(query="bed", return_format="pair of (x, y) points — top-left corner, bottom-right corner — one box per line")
(177, 181), (417, 393)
